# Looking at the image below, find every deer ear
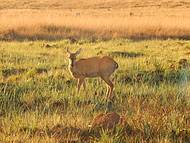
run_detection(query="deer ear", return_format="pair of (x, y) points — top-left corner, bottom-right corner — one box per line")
(66, 48), (71, 54)
(75, 48), (82, 55)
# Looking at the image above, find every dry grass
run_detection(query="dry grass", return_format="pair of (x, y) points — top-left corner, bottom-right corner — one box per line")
(0, 0), (190, 9)
(0, 0), (190, 40)
(0, 9), (190, 40)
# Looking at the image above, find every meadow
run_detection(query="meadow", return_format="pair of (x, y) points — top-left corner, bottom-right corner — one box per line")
(0, 0), (190, 41)
(1, 39), (190, 142)
(1, 0), (190, 142)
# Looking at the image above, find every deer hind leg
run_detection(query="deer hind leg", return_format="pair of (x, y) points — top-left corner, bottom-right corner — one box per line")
(83, 79), (86, 90)
(77, 77), (85, 92)
(101, 76), (114, 99)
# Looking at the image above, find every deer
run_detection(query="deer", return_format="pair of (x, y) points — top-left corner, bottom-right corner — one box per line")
(67, 48), (118, 99)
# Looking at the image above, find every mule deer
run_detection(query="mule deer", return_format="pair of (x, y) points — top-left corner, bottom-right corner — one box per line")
(67, 48), (118, 99)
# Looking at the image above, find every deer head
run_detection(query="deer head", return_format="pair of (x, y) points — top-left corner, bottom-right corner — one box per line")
(67, 48), (82, 61)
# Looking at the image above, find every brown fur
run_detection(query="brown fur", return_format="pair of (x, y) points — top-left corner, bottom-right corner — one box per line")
(91, 112), (120, 130)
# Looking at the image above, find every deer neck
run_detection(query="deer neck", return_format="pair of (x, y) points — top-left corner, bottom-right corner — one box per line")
(70, 58), (76, 68)
(69, 58), (79, 78)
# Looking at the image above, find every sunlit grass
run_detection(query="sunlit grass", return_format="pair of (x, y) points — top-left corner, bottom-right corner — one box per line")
(1, 39), (190, 142)
(0, 8), (190, 40)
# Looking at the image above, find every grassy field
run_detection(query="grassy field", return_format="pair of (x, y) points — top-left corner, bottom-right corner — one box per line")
(1, 0), (190, 142)
(1, 39), (190, 142)
(0, 0), (190, 9)
(0, 0), (190, 40)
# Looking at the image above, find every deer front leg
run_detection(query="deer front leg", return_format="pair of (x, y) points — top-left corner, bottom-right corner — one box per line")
(77, 77), (85, 93)
(101, 76), (114, 99)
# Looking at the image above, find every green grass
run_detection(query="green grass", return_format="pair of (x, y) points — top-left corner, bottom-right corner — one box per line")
(1, 39), (190, 142)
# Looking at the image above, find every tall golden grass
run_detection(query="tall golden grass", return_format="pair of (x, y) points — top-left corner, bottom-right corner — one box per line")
(0, 9), (190, 40)
(1, 0), (190, 9)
